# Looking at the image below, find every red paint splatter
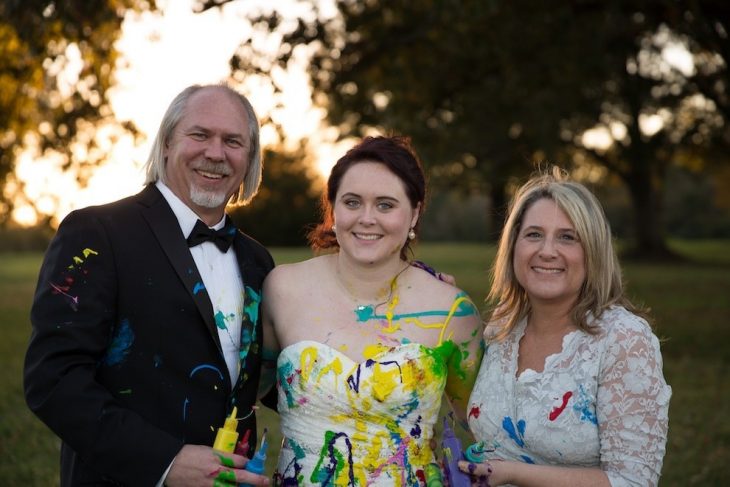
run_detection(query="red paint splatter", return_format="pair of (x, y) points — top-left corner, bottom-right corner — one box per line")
(468, 405), (481, 419)
(549, 391), (573, 421)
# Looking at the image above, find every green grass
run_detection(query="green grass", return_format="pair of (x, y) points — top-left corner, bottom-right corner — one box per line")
(1, 241), (728, 485)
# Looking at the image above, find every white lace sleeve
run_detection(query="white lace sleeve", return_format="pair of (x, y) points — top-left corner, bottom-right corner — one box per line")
(596, 311), (672, 487)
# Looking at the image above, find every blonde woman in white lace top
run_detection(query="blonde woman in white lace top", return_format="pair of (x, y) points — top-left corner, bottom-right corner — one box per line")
(460, 168), (671, 487)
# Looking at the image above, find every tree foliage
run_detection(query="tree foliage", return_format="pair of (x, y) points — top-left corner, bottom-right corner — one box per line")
(230, 146), (321, 247)
(225, 0), (729, 257)
(0, 0), (156, 224)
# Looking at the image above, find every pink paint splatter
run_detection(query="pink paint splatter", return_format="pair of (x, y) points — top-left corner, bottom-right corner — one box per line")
(49, 282), (79, 309)
(549, 391), (573, 421)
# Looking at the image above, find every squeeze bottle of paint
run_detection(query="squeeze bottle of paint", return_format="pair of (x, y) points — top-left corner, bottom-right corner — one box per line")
(213, 406), (239, 453)
(441, 417), (471, 487)
(239, 428), (268, 487)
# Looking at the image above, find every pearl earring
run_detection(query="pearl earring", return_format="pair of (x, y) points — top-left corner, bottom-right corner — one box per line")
(332, 224), (337, 232)
(408, 228), (416, 240)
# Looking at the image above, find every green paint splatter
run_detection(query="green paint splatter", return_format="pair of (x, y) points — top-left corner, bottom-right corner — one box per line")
(214, 453), (235, 468)
(429, 340), (469, 380)
(213, 468), (236, 486)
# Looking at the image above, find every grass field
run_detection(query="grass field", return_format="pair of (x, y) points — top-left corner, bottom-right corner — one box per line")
(1, 241), (728, 485)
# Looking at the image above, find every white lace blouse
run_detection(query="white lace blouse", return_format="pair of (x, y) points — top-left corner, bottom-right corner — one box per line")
(467, 306), (671, 487)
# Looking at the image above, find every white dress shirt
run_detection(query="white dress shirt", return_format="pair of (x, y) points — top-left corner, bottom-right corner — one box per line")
(156, 181), (244, 386)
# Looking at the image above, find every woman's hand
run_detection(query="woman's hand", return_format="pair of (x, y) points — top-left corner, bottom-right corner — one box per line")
(458, 459), (498, 486)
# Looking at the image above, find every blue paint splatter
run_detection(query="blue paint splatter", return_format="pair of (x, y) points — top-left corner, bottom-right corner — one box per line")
(520, 455), (535, 464)
(572, 385), (598, 425)
(355, 305), (375, 321)
(237, 286), (262, 371)
(192, 282), (205, 294)
(410, 416), (423, 438)
(239, 327), (252, 358)
(215, 310), (234, 330)
(346, 364), (363, 393)
(502, 416), (526, 448)
(189, 363), (224, 381)
(277, 361), (297, 408)
(101, 318), (135, 367)
(353, 291), (477, 322)
(182, 397), (190, 421)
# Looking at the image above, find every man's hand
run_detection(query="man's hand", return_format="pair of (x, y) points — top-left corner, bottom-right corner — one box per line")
(165, 444), (269, 486)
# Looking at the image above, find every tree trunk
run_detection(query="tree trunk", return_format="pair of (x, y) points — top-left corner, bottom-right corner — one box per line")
(623, 166), (680, 261)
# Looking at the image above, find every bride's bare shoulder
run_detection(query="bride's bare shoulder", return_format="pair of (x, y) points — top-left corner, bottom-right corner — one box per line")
(266, 254), (332, 286)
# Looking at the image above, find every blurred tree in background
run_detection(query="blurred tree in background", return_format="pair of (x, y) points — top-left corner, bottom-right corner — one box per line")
(1, 1), (729, 252)
(230, 145), (320, 246)
(215, 0), (730, 258)
(0, 0), (157, 225)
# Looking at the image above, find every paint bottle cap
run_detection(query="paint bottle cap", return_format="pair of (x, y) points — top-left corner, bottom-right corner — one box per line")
(465, 441), (487, 463)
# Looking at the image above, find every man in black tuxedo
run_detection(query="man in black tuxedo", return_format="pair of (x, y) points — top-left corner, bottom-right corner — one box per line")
(24, 84), (274, 486)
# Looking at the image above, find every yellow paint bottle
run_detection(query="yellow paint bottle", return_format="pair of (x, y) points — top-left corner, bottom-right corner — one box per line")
(213, 406), (239, 453)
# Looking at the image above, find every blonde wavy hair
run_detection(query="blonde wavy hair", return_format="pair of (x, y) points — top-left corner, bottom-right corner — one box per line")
(489, 166), (645, 340)
(143, 83), (262, 206)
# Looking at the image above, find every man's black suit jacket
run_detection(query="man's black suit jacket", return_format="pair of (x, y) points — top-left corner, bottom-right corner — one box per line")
(24, 184), (275, 486)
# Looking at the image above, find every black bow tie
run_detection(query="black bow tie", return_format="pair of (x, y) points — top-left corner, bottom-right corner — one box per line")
(186, 218), (236, 253)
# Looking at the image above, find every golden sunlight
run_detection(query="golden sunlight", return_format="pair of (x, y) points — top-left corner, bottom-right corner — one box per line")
(13, 0), (338, 227)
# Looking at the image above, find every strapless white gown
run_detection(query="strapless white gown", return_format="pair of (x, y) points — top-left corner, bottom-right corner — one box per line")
(274, 340), (447, 486)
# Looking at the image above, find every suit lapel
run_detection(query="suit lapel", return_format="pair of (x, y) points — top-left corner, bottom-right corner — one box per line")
(138, 185), (223, 353)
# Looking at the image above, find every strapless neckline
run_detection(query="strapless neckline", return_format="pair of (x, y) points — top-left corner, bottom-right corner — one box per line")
(279, 339), (431, 365)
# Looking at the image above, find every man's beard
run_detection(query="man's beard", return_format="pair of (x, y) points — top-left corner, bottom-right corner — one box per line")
(190, 185), (229, 209)
(188, 160), (234, 208)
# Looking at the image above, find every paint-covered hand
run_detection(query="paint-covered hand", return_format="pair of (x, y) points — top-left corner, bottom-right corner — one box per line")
(165, 445), (270, 487)
(458, 459), (511, 487)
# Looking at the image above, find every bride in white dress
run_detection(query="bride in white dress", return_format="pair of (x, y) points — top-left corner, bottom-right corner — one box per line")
(461, 168), (671, 487)
(261, 136), (483, 486)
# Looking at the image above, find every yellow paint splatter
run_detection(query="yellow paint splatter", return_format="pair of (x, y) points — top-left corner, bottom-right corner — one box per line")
(82, 248), (99, 258)
(371, 363), (400, 402)
(363, 344), (390, 359)
(300, 346), (318, 383)
(315, 356), (343, 390)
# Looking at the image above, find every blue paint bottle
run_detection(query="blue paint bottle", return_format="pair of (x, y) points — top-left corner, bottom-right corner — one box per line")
(239, 429), (268, 487)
